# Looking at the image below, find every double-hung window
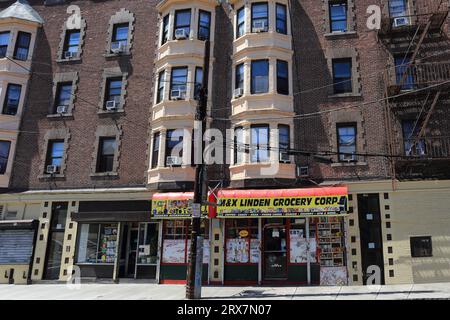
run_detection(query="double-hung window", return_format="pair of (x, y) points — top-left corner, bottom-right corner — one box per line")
(332, 58), (352, 94)
(63, 30), (80, 57)
(54, 82), (72, 113)
(251, 125), (269, 163)
(234, 127), (244, 164)
(165, 129), (183, 167)
(235, 63), (244, 91)
(395, 55), (415, 90)
(97, 137), (116, 173)
(389, 0), (408, 18)
(161, 14), (170, 45)
(0, 31), (10, 58)
(174, 10), (191, 39)
(198, 10), (211, 40)
(251, 3), (269, 33)
(277, 60), (289, 95)
(104, 77), (122, 108)
(337, 124), (356, 162)
(194, 67), (203, 100)
(2, 83), (22, 115)
(151, 132), (160, 169)
(111, 23), (129, 52)
(0, 140), (11, 175)
(276, 4), (287, 34)
(278, 125), (290, 162)
(157, 70), (165, 103)
(45, 140), (64, 174)
(329, 1), (347, 32)
(14, 31), (31, 61)
(251, 60), (269, 94)
(236, 7), (245, 38)
(170, 67), (188, 99)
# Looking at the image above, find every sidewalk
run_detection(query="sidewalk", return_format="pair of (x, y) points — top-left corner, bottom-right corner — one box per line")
(0, 282), (450, 300)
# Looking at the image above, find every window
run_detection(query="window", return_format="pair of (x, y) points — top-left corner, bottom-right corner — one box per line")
(170, 67), (188, 99)
(165, 129), (183, 166)
(161, 14), (170, 45)
(276, 4), (287, 34)
(225, 219), (259, 264)
(151, 132), (160, 169)
(156, 70), (165, 103)
(251, 60), (269, 94)
(13, 31), (31, 61)
(395, 55), (414, 90)
(104, 77), (122, 108)
(251, 125), (269, 163)
(174, 9), (191, 39)
(198, 10), (211, 40)
(63, 30), (80, 56)
(389, 0), (408, 18)
(337, 124), (356, 162)
(54, 82), (72, 112)
(277, 60), (289, 95)
(329, 1), (348, 32)
(235, 63), (244, 90)
(410, 236), (432, 257)
(194, 67), (203, 100)
(76, 223), (118, 264)
(236, 7), (245, 38)
(234, 126), (244, 164)
(45, 140), (64, 174)
(332, 58), (352, 94)
(111, 23), (129, 51)
(0, 31), (10, 58)
(402, 120), (425, 156)
(279, 125), (290, 162)
(2, 83), (22, 115)
(97, 137), (116, 173)
(252, 3), (269, 33)
(0, 141), (11, 175)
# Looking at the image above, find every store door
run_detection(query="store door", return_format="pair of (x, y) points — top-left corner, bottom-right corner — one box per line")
(120, 223), (139, 278)
(358, 194), (385, 285)
(263, 222), (287, 280)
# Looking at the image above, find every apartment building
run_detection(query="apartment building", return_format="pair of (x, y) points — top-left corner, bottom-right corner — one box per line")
(0, 0), (449, 287)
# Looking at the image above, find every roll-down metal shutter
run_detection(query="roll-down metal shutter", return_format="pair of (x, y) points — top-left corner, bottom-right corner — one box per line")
(0, 229), (35, 264)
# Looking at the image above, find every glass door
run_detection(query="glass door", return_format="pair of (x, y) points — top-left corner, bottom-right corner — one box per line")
(135, 223), (160, 279)
(263, 222), (287, 280)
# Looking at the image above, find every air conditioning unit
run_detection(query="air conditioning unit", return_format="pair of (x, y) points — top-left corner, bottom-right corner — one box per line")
(46, 165), (59, 174)
(253, 21), (267, 33)
(393, 17), (410, 28)
(342, 153), (356, 162)
(105, 100), (117, 111)
(56, 105), (68, 114)
(279, 151), (290, 163)
(297, 166), (309, 177)
(64, 51), (77, 59)
(111, 41), (127, 53)
(166, 156), (182, 166)
(170, 89), (186, 100)
(174, 28), (188, 40)
(233, 87), (243, 99)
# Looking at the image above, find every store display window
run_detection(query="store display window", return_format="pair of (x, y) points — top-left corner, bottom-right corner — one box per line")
(76, 223), (118, 264)
(289, 219), (317, 264)
(225, 219), (259, 264)
(311, 216), (346, 267)
(137, 223), (159, 265)
(161, 220), (209, 264)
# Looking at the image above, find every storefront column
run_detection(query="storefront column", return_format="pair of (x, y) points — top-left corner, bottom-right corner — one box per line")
(306, 218), (311, 285)
(112, 222), (122, 283)
(258, 218), (262, 285)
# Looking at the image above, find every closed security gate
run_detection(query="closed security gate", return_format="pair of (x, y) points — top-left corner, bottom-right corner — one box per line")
(0, 229), (35, 264)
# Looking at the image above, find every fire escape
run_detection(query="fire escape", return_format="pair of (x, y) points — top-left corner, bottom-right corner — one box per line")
(379, 0), (450, 180)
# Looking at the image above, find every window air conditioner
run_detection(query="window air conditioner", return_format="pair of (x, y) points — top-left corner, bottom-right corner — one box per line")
(233, 87), (243, 99)
(56, 105), (68, 114)
(105, 100), (117, 111)
(297, 166), (309, 177)
(253, 21), (267, 33)
(166, 156), (182, 166)
(64, 51), (77, 59)
(46, 165), (59, 174)
(342, 153), (356, 162)
(393, 17), (410, 28)
(174, 28), (188, 40)
(111, 41), (126, 53)
(279, 151), (290, 163)
(171, 89), (186, 100)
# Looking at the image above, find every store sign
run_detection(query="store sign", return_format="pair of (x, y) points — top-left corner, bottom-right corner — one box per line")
(152, 193), (209, 219)
(217, 193), (348, 218)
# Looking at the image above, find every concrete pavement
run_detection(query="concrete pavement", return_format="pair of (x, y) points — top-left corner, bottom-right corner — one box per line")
(0, 282), (450, 300)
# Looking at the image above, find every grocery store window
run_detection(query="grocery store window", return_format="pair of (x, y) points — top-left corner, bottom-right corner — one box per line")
(225, 219), (259, 264)
(410, 236), (432, 258)
(76, 223), (119, 264)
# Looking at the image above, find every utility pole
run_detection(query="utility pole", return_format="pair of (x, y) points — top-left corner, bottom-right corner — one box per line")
(186, 39), (210, 300)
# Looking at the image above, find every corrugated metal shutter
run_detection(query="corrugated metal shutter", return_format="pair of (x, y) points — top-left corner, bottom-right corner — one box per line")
(0, 229), (34, 264)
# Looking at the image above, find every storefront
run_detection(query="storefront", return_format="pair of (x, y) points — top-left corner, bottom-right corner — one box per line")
(152, 192), (212, 284)
(217, 187), (349, 286)
(72, 201), (159, 281)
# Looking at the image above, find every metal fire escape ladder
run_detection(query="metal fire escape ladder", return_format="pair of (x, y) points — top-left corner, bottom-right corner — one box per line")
(415, 90), (442, 142)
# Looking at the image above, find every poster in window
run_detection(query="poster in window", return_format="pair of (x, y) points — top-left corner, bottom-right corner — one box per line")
(226, 239), (249, 263)
(250, 239), (260, 263)
(290, 229), (307, 263)
(162, 239), (185, 263)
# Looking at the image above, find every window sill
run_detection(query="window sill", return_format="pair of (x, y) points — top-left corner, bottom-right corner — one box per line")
(331, 161), (367, 168)
(47, 113), (74, 119)
(90, 172), (119, 178)
(329, 92), (362, 99)
(38, 174), (65, 180)
(56, 57), (81, 63)
(97, 109), (125, 115)
(324, 31), (357, 39)
(104, 52), (131, 58)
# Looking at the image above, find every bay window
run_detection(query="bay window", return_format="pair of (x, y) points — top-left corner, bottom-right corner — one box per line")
(278, 125), (290, 162)
(0, 31), (10, 58)
(2, 83), (22, 115)
(251, 124), (270, 163)
(174, 9), (191, 39)
(234, 126), (244, 164)
(170, 67), (188, 99)
(165, 129), (183, 167)
(251, 59), (269, 94)
(277, 60), (289, 95)
(0, 140), (11, 175)
(251, 3), (269, 33)
(14, 31), (31, 61)
(236, 7), (245, 38)
(151, 132), (160, 169)
(276, 3), (287, 34)
(157, 70), (165, 103)
(198, 10), (211, 40)
(161, 14), (170, 45)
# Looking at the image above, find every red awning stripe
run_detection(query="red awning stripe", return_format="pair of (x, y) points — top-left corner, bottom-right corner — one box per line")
(216, 187), (348, 199)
